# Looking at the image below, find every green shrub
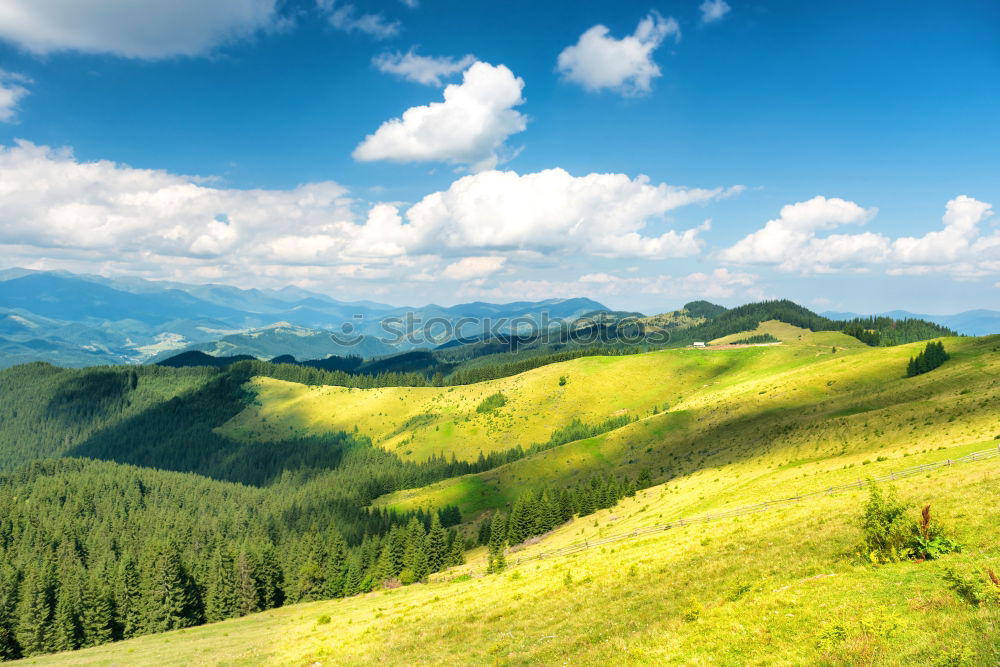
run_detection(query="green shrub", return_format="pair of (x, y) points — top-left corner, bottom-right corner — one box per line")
(316, 614), (331, 625)
(858, 488), (962, 564)
(476, 392), (508, 414)
(726, 581), (753, 602)
(858, 484), (912, 563)
(681, 597), (702, 622)
(815, 621), (848, 651)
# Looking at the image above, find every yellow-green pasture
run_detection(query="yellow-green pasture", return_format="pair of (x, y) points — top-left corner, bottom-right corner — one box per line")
(375, 334), (1000, 518)
(218, 327), (865, 463)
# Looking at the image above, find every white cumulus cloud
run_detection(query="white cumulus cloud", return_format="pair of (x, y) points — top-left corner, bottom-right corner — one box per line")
(353, 61), (527, 171)
(557, 12), (680, 96)
(0, 0), (281, 58)
(373, 49), (477, 86)
(391, 168), (739, 259)
(720, 194), (998, 277)
(699, 0), (731, 23)
(0, 140), (746, 293)
(0, 71), (29, 122)
(719, 196), (880, 271)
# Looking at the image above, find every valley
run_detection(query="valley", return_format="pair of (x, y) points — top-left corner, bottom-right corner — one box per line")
(0, 300), (997, 665)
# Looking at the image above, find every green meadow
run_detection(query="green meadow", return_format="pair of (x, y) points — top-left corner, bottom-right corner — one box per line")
(12, 328), (1000, 666)
(20, 435), (999, 665)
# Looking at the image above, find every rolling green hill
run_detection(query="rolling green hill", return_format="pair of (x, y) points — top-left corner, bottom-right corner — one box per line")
(372, 334), (999, 520)
(0, 305), (993, 664)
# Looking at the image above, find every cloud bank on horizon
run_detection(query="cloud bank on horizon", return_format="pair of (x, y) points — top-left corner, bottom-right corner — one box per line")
(0, 0), (996, 312)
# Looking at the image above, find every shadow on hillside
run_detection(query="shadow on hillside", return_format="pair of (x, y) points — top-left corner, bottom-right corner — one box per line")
(63, 368), (355, 486)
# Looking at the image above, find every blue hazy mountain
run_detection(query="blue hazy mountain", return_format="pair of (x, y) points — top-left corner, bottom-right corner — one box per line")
(0, 268), (609, 368)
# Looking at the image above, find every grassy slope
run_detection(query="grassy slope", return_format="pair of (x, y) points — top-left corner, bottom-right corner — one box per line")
(374, 334), (1000, 518)
(22, 437), (999, 665)
(708, 318), (808, 344)
(17, 334), (1000, 666)
(218, 327), (863, 463)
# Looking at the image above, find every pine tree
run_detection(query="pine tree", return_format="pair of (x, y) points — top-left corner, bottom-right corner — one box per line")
(79, 574), (114, 648)
(371, 544), (397, 586)
(401, 517), (429, 583)
(116, 554), (142, 640)
(324, 530), (349, 598)
(477, 517), (492, 546)
(233, 550), (261, 616)
(0, 564), (22, 660)
(445, 531), (466, 568)
(426, 514), (448, 573)
(487, 512), (507, 574)
(140, 540), (200, 634)
(205, 544), (237, 623)
(15, 562), (53, 657)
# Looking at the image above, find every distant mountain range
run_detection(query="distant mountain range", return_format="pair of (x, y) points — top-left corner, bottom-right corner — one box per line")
(0, 268), (608, 368)
(822, 309), (1000, 336)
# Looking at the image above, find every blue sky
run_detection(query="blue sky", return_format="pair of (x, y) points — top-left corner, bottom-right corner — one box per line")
(0, 0), (997, 313)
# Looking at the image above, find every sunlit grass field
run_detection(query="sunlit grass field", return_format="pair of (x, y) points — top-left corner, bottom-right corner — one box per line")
(19, 331), (998, 666)
(21, 437), (999, 666)
(219, 323), (865, 463)
(375, 333), (1000, 519)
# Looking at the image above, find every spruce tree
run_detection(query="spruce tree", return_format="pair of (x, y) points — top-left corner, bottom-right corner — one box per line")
(79, 574), (114, 648)
(233, 550), (261, 616)
(401, 517), (429, 583)
(205, 544), (237, 623)
(324, 530), (349, 598)
(387, 525), (407, 574)
(140, 540), (200, 634)
(487, 512), (507, 574)
(506, 496), (530, 546)
(116, 555), (142, 640)
(49, 580), (82, 653)
(445, 532), (466, 568)
(289, 533), (325, 603)
(252, 542), (283, 610)
(343, 554), (364, 596)
(371, 544), (397, 586)
(426, 515), (448, 573)
(0, 565), (22, 660)
(477, 517), (492, 546)
(15, 562), (53, 657)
